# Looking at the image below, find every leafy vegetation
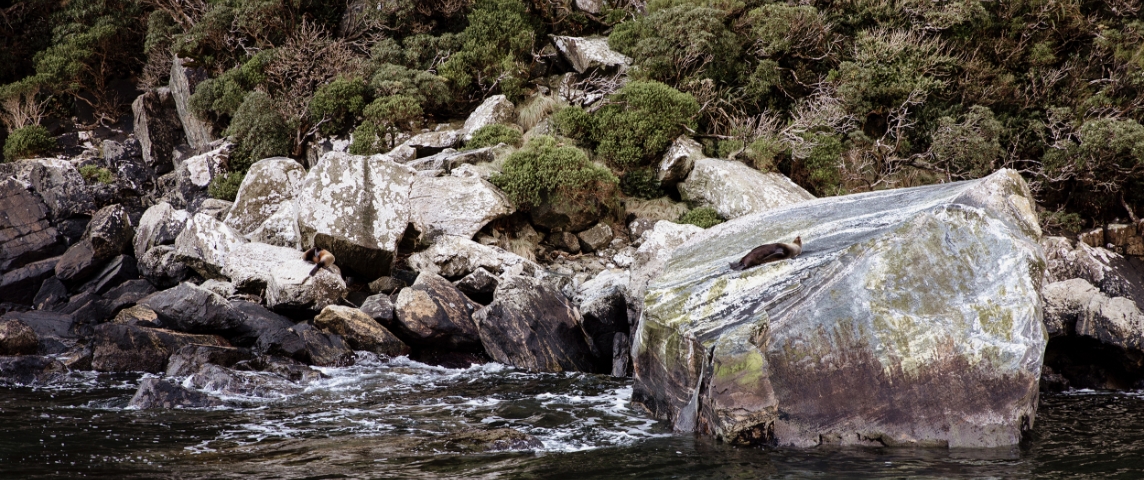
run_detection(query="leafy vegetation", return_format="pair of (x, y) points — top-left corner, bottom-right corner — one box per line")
(490, 135), (618, 218)
(679, 207), (723, 228)
(465, 124), (522, 150)
(208, 171), (245, 202)
(3, 125), (55, 161)
(79, 165), (114, 184)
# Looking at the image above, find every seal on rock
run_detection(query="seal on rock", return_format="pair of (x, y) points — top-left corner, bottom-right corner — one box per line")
(303, 247), (335, 276)
(730, 236), (802, 271)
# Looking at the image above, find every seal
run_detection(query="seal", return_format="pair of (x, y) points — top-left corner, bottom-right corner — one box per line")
(303, 247), (335, 276)
(730, 236), (802, 270)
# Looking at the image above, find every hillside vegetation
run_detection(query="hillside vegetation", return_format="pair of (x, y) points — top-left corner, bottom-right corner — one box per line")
(3, 0), (1144, 231)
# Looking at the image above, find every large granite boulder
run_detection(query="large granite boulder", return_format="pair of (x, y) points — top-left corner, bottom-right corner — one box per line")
(393, 272), (482, 349)
(657, 136), (703, 186)
(84, 204), (134, 260)
(551, 36), (631, 74)
(409, 175), (513, 240)
(223, 157), (305, 235)
(678, 158), (815, 220)
(134, 202), (190, 257)
(313, 305), (409, 357)
(245, 201), (300, 247)
(474, 275), (596, 373)
(169, 55), (215, 152)
(461, 95), (515, 141)
(26, 158), (94, 220)
(295, 151), (416, 278)
(0, 178), (61, 273)
(633, 169), (1046, 448)
(408, 235), (541, 279)
(132, 87), (183, 174)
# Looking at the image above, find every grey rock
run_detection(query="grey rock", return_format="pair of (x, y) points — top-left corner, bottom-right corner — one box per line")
(401, 130), (461, 157)
(92, 323), (230, 373)
(393, 272), (482, 349)
(27, 158), (94, 220)
(223, 157), (305, 235)
(129, 377), (222, 409)
(244, 201), (300, 248)
(83, 204), (135, 260)
(0, 178), (61, 272)
(657, 136), (703, 186)
(461, 95), (515, 142)
(455, 267), (499, 304)
(132, 88), (183, 174)
(679, 158), (815, 220)
(0, 355), (66, 385)
(577, 223), (613, 253)
(133, 202), (189, 258)
(359, 294), (396, 325)
(314, 305), (409, 357)
(258, 322), (355, 367)
(405, 147), (498, 172)
(551, 36), (631, 74)
(228, 300), (296, 350)
(197, 198), (233, 221)
(165, 344), (253, 377)
(1042, 236), (1144, 311)
(0, 319), (38, 355)
(169, 56), (216, 152)
(633, 169), (1044, 448)
(79, 254), (138, 295)
(408, 235), (541, 279)
(33, 277), (68, 311)
(138, 282), (241, 335)
(530, 200), (601, 233)
(54, 240), (101, 285)
(367, 276), (406, 295)
(138, 245), (189, 288)
(474, 275), (596, 373)
(409, 174), (514, 240)
(576, 269), (631, 374)
(547, 231), (581, 254)
(0, 257), (58, 305)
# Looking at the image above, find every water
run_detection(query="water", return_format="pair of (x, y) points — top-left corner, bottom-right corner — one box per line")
(2, 354), (1143, 479)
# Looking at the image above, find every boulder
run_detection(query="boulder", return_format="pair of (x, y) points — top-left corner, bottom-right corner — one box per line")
(679, 158), (815, 220)
(79, 254), (138, 295)
(98, 279), (156, 315)
(132, 87), (183, 174)
(33, 277), (68, 311)
(0, 319), (38, 355)
(405, 147), (497, 172)
(197, 198), (233, 221)
(83, 204), (134, 259)
(295, 151), (416, 277)
(632, 169), (1045, 448)
(172, 143), (229, 208)
(27, 158), (94, 220)
(138, 245), (189, 288)
(409, 175), (513, 240)
(628, 220), (705, 311)
(133, 202), (190, 257)
(263, 255), (347, 311)
(657, 136), (703, 186)
(100, 139), (141, 164)
(1078, 228), (1104, 248)
(187, 363), (305, 398)
(401, 130), (461, 157)
(576, 269), (632, 374)
(577, 223), (613, 253)
(1042, 236), (1144, 311)
(245, 201), (300, 248)
(0, 178), (61, 272)
(92, 323), (229, 372)
(0, 257), (58, 305)
(547, 231), (581, 254)
(367, 276), (406, 294)
(129, 377), (222, 409)
(228, 300), (296, 349)
(461, 95), (515, 141)
(58, 291), (112, 326)
(314, 305), (409, 357)
(393, 272), (482, 349)
(138, 282), (242, 335)
(54, 240), (101, 285)
(474, 275), (596, 373)
(169, 55), (215, 152)
(359, 294), (395, 324)
(0, 355), (66, 385)
(408, 235), (541, 279)
(455, 267), (499, 304)
(1042, 278), (1144, 389)
(257, 322), (355, 367)
(9, 310), (79, 354)
(551, 36), (631, 74)
(223, 157), (305, 235)
(165, 344), (253, 377)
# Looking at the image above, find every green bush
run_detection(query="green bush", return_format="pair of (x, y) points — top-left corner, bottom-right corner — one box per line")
(190, 51), (273, 119)
(368, 63), (450, 110)
(78, 165), (113, 184)
(608, 4), (741, 84)
(208, 171), (245, 202)
(349, 95), (423, 155)
(226, 91), (291, 172)
(438, 0), (535, 100)
(309, 77), (369, 136)
(800, 131), (846, 196)
(1042, 116), (1144, 217)
(490, 136), (619, 216)
(678, 207), (723, 228)
(834, 29), (954, 115)
(3, 125), (55, 161)
(928, 105), (1005, 179)
(465, 124), (522, 149)
(620, 168), (663, 199)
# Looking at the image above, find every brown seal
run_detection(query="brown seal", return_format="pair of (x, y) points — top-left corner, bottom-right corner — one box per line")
(303, 247), (336, 276)
(729, 236), (802, 271)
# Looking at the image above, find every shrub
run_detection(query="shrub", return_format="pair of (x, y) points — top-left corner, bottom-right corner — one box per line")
(928, 105), (1005, 179)
(349, 94), (423, 155)
(78, 165), (113, 184)
(834, 29), (954, 115)
(679, 207), (723, 228)
(208, 171), (245, 202)
(368, 63), (450, 110)
(1042, 116), (1144, 217)
(3, 125), (55, 160)
(490, 135), (619, 216)
(799, 131), (846, 196)
(309, 77), (369, 136)
(620, 168), (663, 199)
(226, 91), (291, 172)
(190, 51), (273, 119)
(608, 4), (742, 84)
(438, 0), (535, 101)
(465, 124), (522, 149)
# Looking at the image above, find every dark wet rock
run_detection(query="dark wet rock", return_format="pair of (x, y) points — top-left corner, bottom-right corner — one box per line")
(359, 294), (395, 325)
(78, 254), (138, 295)
(57, 291), (111, 326)
(99, 279), (157, 315)
(165, 344), (254, 376)
(577, 223), (614, 253)
(33, 276), (68, 311)
(137, 245), (189, 288)
(0, 311), (77, 354)
(0, 319), (38, 355)
(455, 267), (499, 305)
(0, 178), (62, 272)
(314, 305), (409, 357)
(1040, 365), (1070, 393)
(612, 332), (631, 377)
(258, 323), (354, 367)
(91, 323), (230, 373)
(633, 169), (1044, 448)
(138, 282), (241, 335)
(61, 345), (93, 370)
(188, 363), (306, 398)
(393, 272), (482, 350)
(101, 138), (141, 164)
(0, 256), (59, 305)
(474, 275), (595, 373)
(128, 377), (222, 409)
(132, 88), (183, 174)
(84, 204), (134, 260)
(0, 355), (66, 385)
(439, 428), (544, 452)
(367, 276), (406, 294)
(54, 240), (101, 285)
(546, 231), (581, 254)
(228, 300), (296, 349)
(232, 355), (324, 383)
(530, 201), (600, 233)
(576, 269), (631, 374)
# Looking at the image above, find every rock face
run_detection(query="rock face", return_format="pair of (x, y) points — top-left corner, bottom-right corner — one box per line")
(410, 235), (541, 279)
(169, 56), (215, 152)
(132, 88), (183, 174)
(134, 202), (189, 258)
(393, 272), (482, 349)
(1041, 277), (1144, 389)
(0, 178), (61, 273)
(1042, 236), (1144, 311)
(409, 175), (513, 239)
(679, 158), (815, 220)
(474, 275), (596, 373)
(461, 95), (515, 141)
(657, 136), (703, 186)
(633, 169), (1046, 448)
(92, 323), (229, 373)
(27, 158), (94, 220)
(223, 157), (305, 235)
(295, 151), (416, 277)
(313, 305), (409, 357)
(551, 36), (631, 73)
(577, 269), (632, 375)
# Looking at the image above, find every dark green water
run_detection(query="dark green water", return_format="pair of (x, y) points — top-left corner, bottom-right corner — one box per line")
(2, 355), (1142, 479)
